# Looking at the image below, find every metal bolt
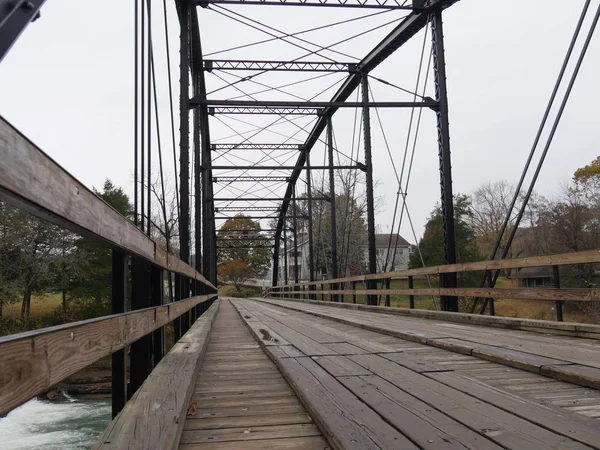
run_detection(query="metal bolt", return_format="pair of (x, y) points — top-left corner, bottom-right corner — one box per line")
(23, 2), (35, 9)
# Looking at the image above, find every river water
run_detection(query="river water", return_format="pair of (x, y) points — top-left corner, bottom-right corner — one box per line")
(0, 397), (111, 450)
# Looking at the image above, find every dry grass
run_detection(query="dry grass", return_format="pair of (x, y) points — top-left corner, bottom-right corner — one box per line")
(2, 292), (63, 319)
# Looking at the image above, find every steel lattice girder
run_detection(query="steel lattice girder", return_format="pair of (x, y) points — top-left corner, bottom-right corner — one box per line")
(204, 60), (355, 72)
(193, 99), (438, 109)
(272, 0), (459, 255)
(196, 0), (417, 9)
(211, 143), (302, 151)
(213, 176), (290, 182)
(208, 106), (321, 115)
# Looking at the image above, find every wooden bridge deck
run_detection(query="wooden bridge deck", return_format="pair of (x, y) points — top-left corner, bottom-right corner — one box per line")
(179, 299), (328, 449)
(200, 297), (600, 450)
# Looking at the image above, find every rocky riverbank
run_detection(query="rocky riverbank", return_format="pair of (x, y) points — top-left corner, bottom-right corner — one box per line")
(40, 359), (112, 401)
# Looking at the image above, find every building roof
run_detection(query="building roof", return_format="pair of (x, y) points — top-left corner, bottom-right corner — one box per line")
(374, 233), (411, 248)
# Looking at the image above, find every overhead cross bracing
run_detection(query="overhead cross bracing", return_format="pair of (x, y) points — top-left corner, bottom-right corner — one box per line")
(178, 0), (460, 305)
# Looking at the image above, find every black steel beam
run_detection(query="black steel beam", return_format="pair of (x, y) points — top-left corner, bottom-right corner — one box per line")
(111, 249), (127, 418)
(212, 143), (302, 150)
(178, 0), (191, 322)
(211, 165), (362, 170)
(204, 60), (354, 72)
(217, 245), (275, 249)
(214, 197), (328, 201)
(213, 176), (290, 182)
(196, 0), (415, 9)
(192, 99), (437, 109)
(362, 75), (378, 306)
(209, 107), (321, 115)
(431, 7), (458, 312)
(0, 0), (44, 63)
(216, 206), (281, 211)
(305, 150), (315, 285)
(327, 118), (339, 300)
(216, 215), (307, 219)
(272, 0), (458, 252)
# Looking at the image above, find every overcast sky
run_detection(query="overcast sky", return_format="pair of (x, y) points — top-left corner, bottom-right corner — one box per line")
(0, 0), (598, 245)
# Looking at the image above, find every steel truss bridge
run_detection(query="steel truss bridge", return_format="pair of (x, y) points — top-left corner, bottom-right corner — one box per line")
(1, 1), (600, 449)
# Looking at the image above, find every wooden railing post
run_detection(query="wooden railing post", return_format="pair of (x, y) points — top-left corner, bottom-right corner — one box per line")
(352, 281), (357, 304)
(408, 276), (415, 309)
(553, 265), (564, 322)
(111, 250), (127, 418)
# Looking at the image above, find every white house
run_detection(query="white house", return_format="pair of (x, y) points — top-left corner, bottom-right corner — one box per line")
(277, 233), (413, 282)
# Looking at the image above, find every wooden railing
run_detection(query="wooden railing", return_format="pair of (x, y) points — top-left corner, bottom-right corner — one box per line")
(266, 249), (600, 322)
(0, 116), (218, 417)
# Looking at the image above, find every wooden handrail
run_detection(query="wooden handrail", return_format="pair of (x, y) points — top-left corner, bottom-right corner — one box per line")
(0, 116), (214, 289)
(278, 288), (600, 302)
(269, 249), (600, 290)
(0, 293), (217, 416)
(94, 300), (219, 450)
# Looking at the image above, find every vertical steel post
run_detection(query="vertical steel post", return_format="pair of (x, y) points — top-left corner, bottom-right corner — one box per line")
(272, 236), (280, 287)
(292, 187), (299, 285)
(111, 250), (127, 418)
(327, 117), (339, 302)
(179, 0), (191, 334)
(130, 258), (152, 397)
(134, 0), (139, 227)
(194, 76), (202, 279)
(361, 75), (378, 306)
(408, 276), (415, 309)
(431, 7), (458, 312)
(283, 225), (289, 285)
(146, 0), (152, 237)
(140, 0), (146, 231)
(553, 265), (564, 321)
(306, 149), (316, 300)
(385, 278), (391, 307)
(487, 270), (495, 316)
(151, 266), (164, 365)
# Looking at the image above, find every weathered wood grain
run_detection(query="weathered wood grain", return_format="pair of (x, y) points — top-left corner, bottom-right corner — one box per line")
(94, 300), (219, 450)
(0, 117), (213, 287)
(0, 294), (216, 416)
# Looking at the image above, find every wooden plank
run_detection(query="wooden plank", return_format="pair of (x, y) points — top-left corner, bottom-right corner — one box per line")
(348, 354), (590, 450)
(381, 352), (453, 373)
(312, 355), (373, 377)
(255, 297), (600, 341)
(339, 375), (503, 450)
(191, 404), (306, 420)
(0, 294), (216, 416)
(193, 387), (294, 403)
(0, 117), (214, 287)
(183, 413), (313, 431)
(428, 371), (600, 450)
(277, 356), (418, 449)
(179, 436), (330, 450)
(180, 423), (321, 444)
(268, 346), (306, 358)
(93, 300), (219, 450)
(542, 365), (600, 390)
(324, 342), (371, 355)
(194, 382), (290, 394)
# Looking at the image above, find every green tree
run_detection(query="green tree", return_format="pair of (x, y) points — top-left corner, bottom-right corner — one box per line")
(410, 194), (482, 285)
(217, 215), (271, 290)
(69, 179), (132, 311)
